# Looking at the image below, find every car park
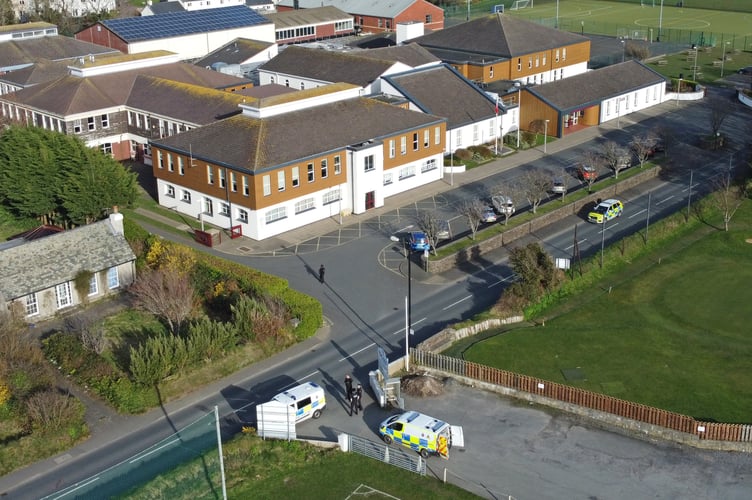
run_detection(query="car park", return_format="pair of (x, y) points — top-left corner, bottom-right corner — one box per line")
(491, 195), (516, 216)
(551, 177), (567, 194)
(407, 231), (430, 252)
(588, 198), (624, 223)
(577, 165), (598, 181)
(481, 206), (498, 223)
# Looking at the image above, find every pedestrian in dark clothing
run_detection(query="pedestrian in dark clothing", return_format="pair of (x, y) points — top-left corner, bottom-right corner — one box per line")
(319, 264), (325, 283)
(349, 392), (359, 416)
(344, 374), (353, 402)
(355, 384), (363, 411)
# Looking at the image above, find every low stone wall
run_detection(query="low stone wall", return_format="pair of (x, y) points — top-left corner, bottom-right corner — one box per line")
(417, 316), (524, 353)
(428, 167), (661, 273)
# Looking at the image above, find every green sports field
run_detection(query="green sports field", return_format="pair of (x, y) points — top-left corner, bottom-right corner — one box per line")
(457, 201), (752, 424)
(456, 0), (752, 49)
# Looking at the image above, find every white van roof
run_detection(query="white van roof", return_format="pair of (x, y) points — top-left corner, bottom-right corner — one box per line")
(398, 411), (449, 433)
(272, 381), (323, 405)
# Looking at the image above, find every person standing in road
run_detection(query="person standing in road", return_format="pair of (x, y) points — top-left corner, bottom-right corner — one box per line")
(344, 374), (353, 402)
(319, 264), (325, 283)
(349, 390), (359, 416)
(355, 384), (363, 411)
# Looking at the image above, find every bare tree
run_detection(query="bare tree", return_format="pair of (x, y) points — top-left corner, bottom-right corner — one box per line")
(707, 96), (734, 144)
(519, 169), (553, 213)
(459, 200), (485, 240)
(580, 150), (603, 193)
(129, 268), (197, 335)
(711, 170), (746, 231)
(630, 133), (657, 168)
(416, 210), (443, 255)
(602, 141), (631, 179)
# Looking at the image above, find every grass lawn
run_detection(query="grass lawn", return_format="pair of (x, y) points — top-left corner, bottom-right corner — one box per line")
(456, 200), (752, 424)
(119, 434), (478, 500)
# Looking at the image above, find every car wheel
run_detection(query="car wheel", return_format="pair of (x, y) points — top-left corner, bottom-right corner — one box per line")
(383, 435), (393, 445)
(312, 409), (322, 419)
(419, 448), (430, 459)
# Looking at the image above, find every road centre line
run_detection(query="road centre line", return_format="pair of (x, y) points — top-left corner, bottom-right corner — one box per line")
(50, 477), (100, 499)
(130, 439), (180, 463)
(656, 195), (674, 205)
(564, 238), (587, 251)
(600, 222), (618, 233)
(629, 208), (647, 218)
(339, 342), (375, 362)
(297, 370), (320, 383)
(390, 317), (427, 336)
(443, 295), (472, 310)
(488, 274), (515, 289)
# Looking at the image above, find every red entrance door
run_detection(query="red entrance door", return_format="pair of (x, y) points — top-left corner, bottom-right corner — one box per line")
(365, 191), (375, 210)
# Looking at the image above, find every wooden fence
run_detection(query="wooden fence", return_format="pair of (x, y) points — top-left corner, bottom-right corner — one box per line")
(411, 349), (752, 443)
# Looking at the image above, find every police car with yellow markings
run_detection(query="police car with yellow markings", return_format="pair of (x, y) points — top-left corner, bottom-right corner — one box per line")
(588, 198), (623, 224)
(272, 382), (326, 422)
(379, 411), (461, 459)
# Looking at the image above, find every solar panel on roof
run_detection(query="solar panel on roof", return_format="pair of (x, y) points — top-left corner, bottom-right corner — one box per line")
(102, 6), (269, 42)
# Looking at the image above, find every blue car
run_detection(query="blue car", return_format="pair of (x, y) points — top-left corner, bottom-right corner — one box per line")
(407, 231), (430, 252)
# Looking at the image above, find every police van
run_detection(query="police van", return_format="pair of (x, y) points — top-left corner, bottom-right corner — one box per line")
(379, 411), (463, 459)
(272, 382), (326, 422)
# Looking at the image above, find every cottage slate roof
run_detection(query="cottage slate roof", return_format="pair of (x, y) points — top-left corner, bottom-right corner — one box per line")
(97, 6), (271, 43)
(382, 64), (497, 129)
(0, 36), (120, 71)
(0, 217), (136, 301)
(2, 63), (251, 117)
(259, 45), (396, 86)
(276, 0), (419, 17)
(264, 6), (353, 29)
(145, 1), (186, 15)
(152, 97), (444, 172)
(526, 60), (666, 111)
(411, 13), (588, 58)
(194, 38), (275, 68)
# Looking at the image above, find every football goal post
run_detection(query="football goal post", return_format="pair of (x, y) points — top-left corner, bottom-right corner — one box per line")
(510, 0), (531, 10)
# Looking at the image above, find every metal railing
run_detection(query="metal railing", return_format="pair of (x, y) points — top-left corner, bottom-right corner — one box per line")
(346, 434), (426, 475)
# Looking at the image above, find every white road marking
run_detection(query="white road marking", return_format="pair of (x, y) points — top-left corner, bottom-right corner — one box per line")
(297, 371), (319, 382)
(564, 238), (588, 251)
(488, 275), (515, 289)
(656, 195), (674, 205)
(339, 342), (375, 361)
(443, 295), (472, 310)
(629, 209), (647, 218)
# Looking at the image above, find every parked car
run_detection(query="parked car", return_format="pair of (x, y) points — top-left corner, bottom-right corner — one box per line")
(481, 206), (498, 223)
(491, 195), (516, 216)
(436, 220), (451, 240)
(617, 155), (632, 170)
(577, 165), (598, 181)
(738, 66), (752, 75)
(407, 231), (430, 251)
(587, 199), (624, 223)
(551, 177), (567, 194)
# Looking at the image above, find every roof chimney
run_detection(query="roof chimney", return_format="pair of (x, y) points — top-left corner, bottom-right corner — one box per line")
(109, 206), (124, 235)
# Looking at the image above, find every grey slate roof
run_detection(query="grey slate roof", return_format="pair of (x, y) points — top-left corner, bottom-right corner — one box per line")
(411, 13), (588, 58)
(526, 60), (666, 111)
(0, 60), (70, 89)
(2, 63), (251, 117)
(152, 97), (444, 173)
(194, 38), (276, 68)
(351, 43), (440, 67)
(382, 64), (497, 128)
(146, 1), (186, 14)
(276, 0), (418, 17)
(264, 6), (353, 29)
(0, 36), (120, 72)
(0, 218), (136, 300)
(259, 45), (395, 86)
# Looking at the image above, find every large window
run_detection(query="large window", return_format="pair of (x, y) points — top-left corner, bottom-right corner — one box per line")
(89, 275), (98, 296)
(56, 282), (72, 309)
(87, 116), (95, 131)
(400, 136), (407, 155)
(412, 133), (419, 151)
(237, 208), (248, 223)
(242, 175), (249, 195)
(292, 166), (300, 187)
(231, 172), (237, 192)
(307, 163), (314, 182)
(25, 293), (38, 316)
(101, 113), (109, 128)
(220, 202), (230, 217)
(323, 189), (340, 205)
(107, 267), (119, 289)
(207, 165), (214, 184)
(389, 139), (395, 158)
(399, 165), (416, 180)
(383, 172), (393, 185)
(421, 159), (437, 172)
(263, 175), (271, 196)
(334, 155), (341, 175)
(321, 159), (328, 179)
(265, 207), (286, 223)
(182, 190), (191, 203)
(295, 198), (315, 214)
(219, 168), (226, 188)
(435, 126), (441, 145)
(277, 171), (285, 191)
(364, 155), (374, 172)
(424, 130), (430, 148)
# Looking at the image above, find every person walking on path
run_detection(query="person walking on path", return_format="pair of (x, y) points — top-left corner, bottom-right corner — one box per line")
(355, 384), (363, 412)
(349, 390), (360, 416)
(344, 374), (353, 402)
(319, 264), (325, 283)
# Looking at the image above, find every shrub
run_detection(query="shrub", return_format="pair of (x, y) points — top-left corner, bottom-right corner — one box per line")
(453, 148), (472, 161)
(468, 145), (494, 159)
(25, 390), (86, 433)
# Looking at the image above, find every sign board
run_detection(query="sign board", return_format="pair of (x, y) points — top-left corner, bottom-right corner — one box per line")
(377, 346), (389, 383)
(256, 401), (296, 440)
(555, 257), (571, 270)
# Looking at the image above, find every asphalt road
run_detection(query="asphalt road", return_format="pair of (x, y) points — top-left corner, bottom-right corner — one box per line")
(3, 89), (751, 499)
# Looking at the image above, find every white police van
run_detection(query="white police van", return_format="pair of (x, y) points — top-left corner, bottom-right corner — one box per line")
(272, 382), (326, 422)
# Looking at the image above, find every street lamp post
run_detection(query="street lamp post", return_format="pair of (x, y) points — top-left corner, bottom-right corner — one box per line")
(720, 41), (730, 77)
(621, 39), (625, 63)
(390, 236), (413, 371)
(600, 218), (608, 268)
(516, 86), (521, 148)
(543, 119), (549, 154)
